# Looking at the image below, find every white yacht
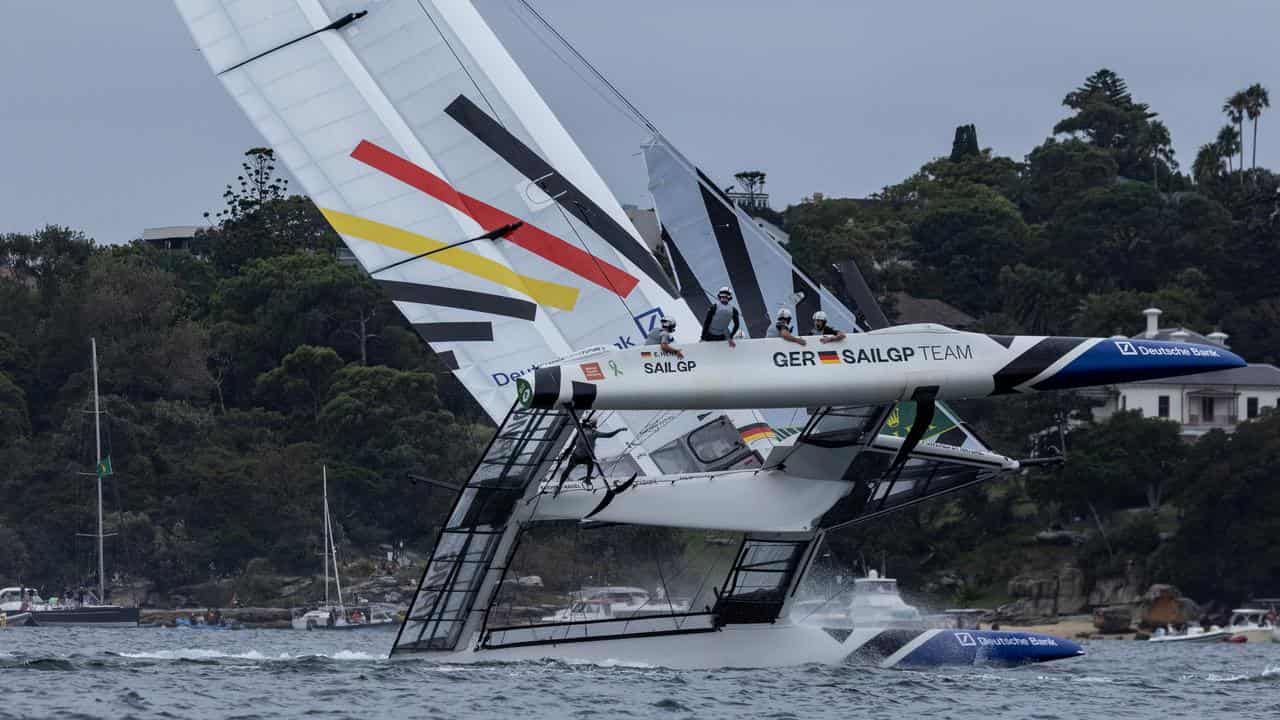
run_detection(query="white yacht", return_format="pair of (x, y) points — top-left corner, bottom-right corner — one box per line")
(1226, 609), (1275, 643)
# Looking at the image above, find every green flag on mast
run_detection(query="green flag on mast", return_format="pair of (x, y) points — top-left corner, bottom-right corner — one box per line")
(96, 456), (113, 478)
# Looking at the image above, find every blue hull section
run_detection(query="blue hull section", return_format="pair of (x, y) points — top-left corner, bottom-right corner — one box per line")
(1036, 338), (1245, 390)
(895, 630), (1085, 667)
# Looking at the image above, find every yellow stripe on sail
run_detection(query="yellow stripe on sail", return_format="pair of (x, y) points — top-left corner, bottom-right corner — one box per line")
(321, 209), (579, 311)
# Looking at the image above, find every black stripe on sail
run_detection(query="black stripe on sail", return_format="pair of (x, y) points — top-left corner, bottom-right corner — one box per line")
(991, 337), (1085, 394)
(661, 225), (711, 319)
(698, 182), (768, 337)
(570, 381), (597, 409)
(793, 270), (820, 332)
(695, 168), (736, 207)
(437, 351), (459, 371)
(834, 259), (890, 330)
(444, 95), (676, 297)
(412, 322), (494, 343)
(379, 280), (537, 321)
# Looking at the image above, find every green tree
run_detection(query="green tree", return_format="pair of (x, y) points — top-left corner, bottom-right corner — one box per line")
(908, 185), (1031, 315)
(1022, 138), (1118, 222)
(1169, 415), (1280, 603)
(1224, 90), (1249, 182)
(1244, 83), (1270, 170)
(255, 345), (344, 419)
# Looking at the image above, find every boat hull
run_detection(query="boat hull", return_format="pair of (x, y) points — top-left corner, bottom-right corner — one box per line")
(1228, 628), (1273, 643)
(2, 611), (33, 627)
(30, 606), (140, 628)
(391, 622), (1083, 669)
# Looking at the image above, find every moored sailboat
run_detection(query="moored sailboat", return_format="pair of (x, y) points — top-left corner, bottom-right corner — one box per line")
(0, 339), (140, 628)
(291, 466), (395, 631)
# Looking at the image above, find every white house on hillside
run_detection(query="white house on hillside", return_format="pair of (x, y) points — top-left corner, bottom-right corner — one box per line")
(1092, 308), (1280, 438)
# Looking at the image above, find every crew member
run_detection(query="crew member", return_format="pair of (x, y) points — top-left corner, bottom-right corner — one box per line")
(769, 308), (806, 345)
(645, 317), (683, 355)
(700, 287), (740, 346)
(557, 417), (624, 490)
(811, 311), (846, 343)
(645, 317), (684, 358)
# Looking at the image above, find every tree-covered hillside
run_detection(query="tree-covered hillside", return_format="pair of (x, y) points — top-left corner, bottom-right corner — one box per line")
(2, 69), (1278, 607)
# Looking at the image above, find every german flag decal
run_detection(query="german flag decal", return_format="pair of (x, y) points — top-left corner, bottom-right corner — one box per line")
(818, 350), (841, 365)
(739, 422), (774, 443)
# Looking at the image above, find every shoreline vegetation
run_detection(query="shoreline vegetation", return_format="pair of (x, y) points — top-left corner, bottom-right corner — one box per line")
(3, 69), (1279, 627)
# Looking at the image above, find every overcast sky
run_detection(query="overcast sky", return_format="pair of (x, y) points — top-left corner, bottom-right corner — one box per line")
(3, 1), (1278, 245)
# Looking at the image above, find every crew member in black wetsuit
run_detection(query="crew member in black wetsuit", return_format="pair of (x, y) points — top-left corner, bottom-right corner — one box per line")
(810, 310), (847, 343)
(558, 418), (624, 489)
(700, 287), (740, 346)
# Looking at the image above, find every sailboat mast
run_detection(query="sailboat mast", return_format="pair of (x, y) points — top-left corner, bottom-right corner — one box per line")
(323, 465), (330, 607)
(329, 486), (345, 612)
(91, 338), (105, 604)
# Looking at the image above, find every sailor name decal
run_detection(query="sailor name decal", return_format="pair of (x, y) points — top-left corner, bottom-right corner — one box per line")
(773, 344), (974, 367)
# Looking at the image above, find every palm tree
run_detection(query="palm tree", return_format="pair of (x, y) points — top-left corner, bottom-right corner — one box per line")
(1245, 83), (1270, 170)
(1192, 143), (1223, 185)
(1216, 125), (1241, 173)
(1224, 90), (1249, 183)
(1142, 120), (1174, 190)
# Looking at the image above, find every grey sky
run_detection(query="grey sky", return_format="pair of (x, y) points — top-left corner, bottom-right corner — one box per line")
(3, 1), (1278, 246)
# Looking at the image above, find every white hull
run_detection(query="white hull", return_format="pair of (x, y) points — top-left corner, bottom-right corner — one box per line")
(394, 622), (871, 669)
(1149, 630), (1230, 643)
(1228, 628), (1273, 643)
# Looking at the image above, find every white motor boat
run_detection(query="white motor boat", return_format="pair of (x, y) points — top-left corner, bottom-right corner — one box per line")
(1148, 624), (1231, 643)
(1226, 609), (1275, 643)
(568, 586), (689, 618)
(539, 599), (614, 624)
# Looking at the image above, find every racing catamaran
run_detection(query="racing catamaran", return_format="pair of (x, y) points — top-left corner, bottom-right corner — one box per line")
(173, 0), (1240, 667)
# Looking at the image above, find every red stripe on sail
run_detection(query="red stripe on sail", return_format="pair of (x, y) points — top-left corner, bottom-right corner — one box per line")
(351, 140), (639, 297)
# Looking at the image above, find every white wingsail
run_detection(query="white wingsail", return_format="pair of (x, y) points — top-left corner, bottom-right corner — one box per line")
(173, 0), (777, 475)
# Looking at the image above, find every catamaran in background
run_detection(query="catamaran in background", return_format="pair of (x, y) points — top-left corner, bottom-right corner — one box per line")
(175, 0), (1236, 667)
(291, 466), (396, 630)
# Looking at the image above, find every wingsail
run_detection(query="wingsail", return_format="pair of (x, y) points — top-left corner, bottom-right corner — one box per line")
(173, 0), (779, 479)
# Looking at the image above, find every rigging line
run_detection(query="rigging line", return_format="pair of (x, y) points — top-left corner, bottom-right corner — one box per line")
(513, 0), (659, 135)
(416, 2), (503, 123)
(218, 11), (367, 75)
(505, 3), (651, 134)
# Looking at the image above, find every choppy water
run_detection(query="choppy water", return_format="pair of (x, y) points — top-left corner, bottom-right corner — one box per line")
(2, 626), (1279, 719)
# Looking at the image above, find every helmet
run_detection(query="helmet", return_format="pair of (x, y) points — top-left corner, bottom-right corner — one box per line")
(813, 310), (828, 323)
(776, 308), (792, 320)
(660, 317), (676, 330)
(717, 286), (732, 298)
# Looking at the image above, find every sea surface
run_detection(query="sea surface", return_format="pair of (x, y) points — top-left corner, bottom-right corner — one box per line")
(2, 626), (1278, 719)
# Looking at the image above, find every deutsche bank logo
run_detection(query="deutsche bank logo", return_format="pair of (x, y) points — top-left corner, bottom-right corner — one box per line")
(1114, 341), (1138, 356)
(955, 632), (977, 647)
(633, 306), (664, 336)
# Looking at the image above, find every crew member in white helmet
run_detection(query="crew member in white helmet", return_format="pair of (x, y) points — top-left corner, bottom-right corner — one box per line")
(810, 311), (846, 343)
(768, 308), (806, 346)
(644, 317), (684, 358)
(700, 287), (740, 347)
